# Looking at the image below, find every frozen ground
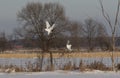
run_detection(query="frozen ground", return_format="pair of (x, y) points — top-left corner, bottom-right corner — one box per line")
(0, 57), (120, 67)
(0, 70), (119, 78)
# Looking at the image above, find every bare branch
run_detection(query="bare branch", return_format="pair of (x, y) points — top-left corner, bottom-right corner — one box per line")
(99, 0), (113, 30)
(113, 1), (120, 33)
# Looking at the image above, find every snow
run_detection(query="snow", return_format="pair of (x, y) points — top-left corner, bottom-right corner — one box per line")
(0, 70), (119, 78)
(0, 57), (120, 78)
(0, 57), (120, 68)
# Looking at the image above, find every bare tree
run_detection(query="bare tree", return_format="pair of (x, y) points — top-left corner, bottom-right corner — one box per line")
(99, 0), (120, 70)
(0, 32), (7, 53)
(66, 21), (83, 50)
(96, 22), (111, 51)
(17, 2), (67, 70)
(83, 18), (98, 51)
(82, 18), (109, 51)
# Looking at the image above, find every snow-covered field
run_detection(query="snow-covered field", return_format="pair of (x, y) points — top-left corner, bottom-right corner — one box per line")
(0, 70), (119, 78)
(0, 57), (120, 78)
(0, 57), (120, 68)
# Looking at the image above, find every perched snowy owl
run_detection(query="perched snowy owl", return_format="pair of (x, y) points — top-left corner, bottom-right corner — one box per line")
(66, 40), (72, 51)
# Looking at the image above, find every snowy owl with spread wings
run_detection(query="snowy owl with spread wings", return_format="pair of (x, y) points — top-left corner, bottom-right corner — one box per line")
(45, 21), (55, 35)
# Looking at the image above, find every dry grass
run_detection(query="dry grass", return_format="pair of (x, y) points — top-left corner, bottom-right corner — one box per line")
(0, 51), (120, 58)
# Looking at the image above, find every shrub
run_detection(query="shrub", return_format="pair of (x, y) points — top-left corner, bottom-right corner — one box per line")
(62, 61), (72, 70)
(79, 60), (86, 71)
(87, 61), (110, 71)
(116, 63), (120, 70)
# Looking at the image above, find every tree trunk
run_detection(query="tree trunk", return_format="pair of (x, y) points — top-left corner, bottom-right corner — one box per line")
(111, 33), (115, 71)
(50, 51), (53, 70)
(40, 52), (44, 71)
(47, 39), (53, 71)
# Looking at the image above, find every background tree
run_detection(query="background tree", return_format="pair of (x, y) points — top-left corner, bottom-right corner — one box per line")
(66, 21), (83, 51)
(82, 18), (109, 51)
(83, 18), (98, 51)
(17, 2), (67, 70)
(96, 22), (111, 51)
(0, 32), (7, 53)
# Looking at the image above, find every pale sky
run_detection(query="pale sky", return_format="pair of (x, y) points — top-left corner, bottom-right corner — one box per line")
(0, 0), (118, 34)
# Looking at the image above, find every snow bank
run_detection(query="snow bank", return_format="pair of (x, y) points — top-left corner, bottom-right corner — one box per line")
(0, 70), (119, 78)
